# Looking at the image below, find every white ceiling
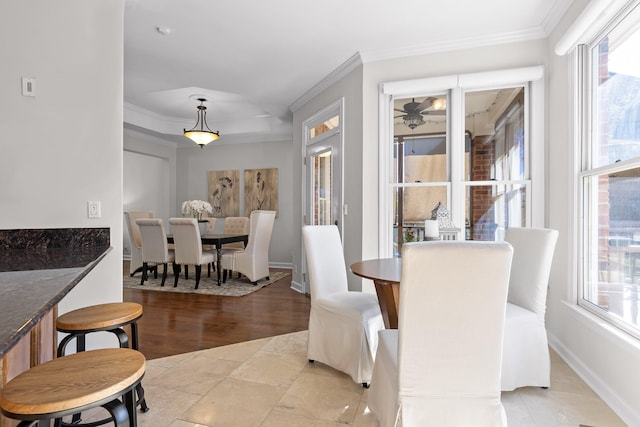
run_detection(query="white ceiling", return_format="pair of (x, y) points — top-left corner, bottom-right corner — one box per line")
(124, 0), (574, 146)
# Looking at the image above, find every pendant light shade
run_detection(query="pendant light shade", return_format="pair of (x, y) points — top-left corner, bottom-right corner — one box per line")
(183, 98), (220, 148)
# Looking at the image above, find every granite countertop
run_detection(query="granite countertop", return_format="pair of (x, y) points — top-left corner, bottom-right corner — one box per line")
(0, 228), (111, 357)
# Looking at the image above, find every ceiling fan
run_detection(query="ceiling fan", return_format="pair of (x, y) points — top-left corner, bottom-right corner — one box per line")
(395, 97), (446, 129)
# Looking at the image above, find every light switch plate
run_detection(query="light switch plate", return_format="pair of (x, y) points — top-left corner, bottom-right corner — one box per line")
(21, 77), (36, 97)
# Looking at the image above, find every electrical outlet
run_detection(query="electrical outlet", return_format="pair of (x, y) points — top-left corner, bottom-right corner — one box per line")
(87, 201), (101, 218)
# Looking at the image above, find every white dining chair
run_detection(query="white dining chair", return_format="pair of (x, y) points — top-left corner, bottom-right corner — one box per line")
(501, 227), (558, 391)
(222, 216), (249, 250)
(302, 224), (385, 387)
(137, 218), (175, 286)
(368, 240), (513, 427)
(168, 218), (215, 289)
(124, 211), (155, 277)
(221, 211), (275, 284)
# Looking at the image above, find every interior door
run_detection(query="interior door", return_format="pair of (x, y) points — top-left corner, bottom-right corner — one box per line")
(305, 133), (341, 229)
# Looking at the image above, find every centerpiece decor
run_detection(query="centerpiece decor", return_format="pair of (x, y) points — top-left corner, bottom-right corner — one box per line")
(181, 200), (213, 222)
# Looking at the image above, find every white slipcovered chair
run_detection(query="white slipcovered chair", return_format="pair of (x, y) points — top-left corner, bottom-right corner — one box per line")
(501, 227), (559, 391)
(168, 218), (215, 289)
(137, 218), (175, 286)
(221, 210), (275, 284)
(302, 225), (385, 387)
(368, 241), (513, 427)
(124, 211), (155, 276)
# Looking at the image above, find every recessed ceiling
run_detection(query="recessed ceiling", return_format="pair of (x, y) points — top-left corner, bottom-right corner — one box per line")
(124, 0), (574, 146)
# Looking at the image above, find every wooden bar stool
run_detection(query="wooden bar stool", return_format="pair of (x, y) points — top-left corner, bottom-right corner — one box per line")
(0, 348), (145, 427)
(56, 302), (149, 415)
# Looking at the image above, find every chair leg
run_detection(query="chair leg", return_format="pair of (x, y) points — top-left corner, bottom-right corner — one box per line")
(207, 263), (211, 277)
(153, 265), (158, 279)
(195, 265), (202, 289)
(173, 262), (180, 287)
(184, 265), (189, 280)
(140, 263), (148, 286)
(160, 263), (168, 286)
(223, 269), (227, 283)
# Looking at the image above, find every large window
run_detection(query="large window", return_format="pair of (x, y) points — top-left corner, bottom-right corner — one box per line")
(580, 2), (640, 337)
(380, 68), (544, 257)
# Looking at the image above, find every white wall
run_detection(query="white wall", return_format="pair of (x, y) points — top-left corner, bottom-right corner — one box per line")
(175, 140), (294, 266)
(0, 0), (124, 339)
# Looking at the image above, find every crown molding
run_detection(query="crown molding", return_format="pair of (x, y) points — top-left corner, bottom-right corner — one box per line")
(540, 0), (575, 35)
(289, 52), (363, 112)
(289, 27), (549, 113)
(361, 26), (547, 63)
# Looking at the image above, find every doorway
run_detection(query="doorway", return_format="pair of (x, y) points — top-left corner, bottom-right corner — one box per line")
(302, 99), (344, 293)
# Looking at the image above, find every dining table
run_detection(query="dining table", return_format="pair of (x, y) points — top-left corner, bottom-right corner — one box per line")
(167, 233), (248, 285)
(350, 258), (402, 329)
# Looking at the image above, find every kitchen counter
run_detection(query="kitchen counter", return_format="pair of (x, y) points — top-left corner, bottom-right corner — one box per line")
(0, 228), (111, 357)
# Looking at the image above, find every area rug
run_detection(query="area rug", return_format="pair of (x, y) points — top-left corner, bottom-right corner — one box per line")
(123, 270), (289, 297)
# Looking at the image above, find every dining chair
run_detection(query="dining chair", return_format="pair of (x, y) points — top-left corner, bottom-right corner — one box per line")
(301, 225), (385, 387)
(368, 240), (513, 427)
(222, 216), (249, 249)
(501, 227), (558, 391)
(204, 217), (218, 234)
(137, 218), (175, 286)
(168, 218), (215, 289)
(221, 210), (275, 284)
(124, 211), (155, 277)
(201, 217), (218, 258)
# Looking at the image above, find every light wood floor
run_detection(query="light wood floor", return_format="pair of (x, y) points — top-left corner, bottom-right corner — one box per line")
(122, 261), (310, 360)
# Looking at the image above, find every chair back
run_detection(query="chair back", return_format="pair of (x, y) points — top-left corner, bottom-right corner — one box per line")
(302, 225), (349, 301)
(124, 211), (155, 274)
(504, 227), (558, 317)
(398, 241), (513, 425)
(137, 218), (171, 264)
(204, 217), (217, 234)
(125, 211), (154, 249)
(223, 216), (250, 249)
(169, 218), (204, 265)
(245, 210), (275, 257)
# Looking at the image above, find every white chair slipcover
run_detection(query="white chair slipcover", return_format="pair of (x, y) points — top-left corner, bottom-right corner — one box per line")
(137, 218), (175, 286)
(221, 210), (275, 284)
(124, 211), (155, 276)
(168, 217), (215, 289)
(368, 241), (513, 427)
(501, 227), (559, 391)
(302, 225), (385, 386)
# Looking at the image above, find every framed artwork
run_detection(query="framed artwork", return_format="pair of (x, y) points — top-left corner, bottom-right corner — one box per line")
(244, 168), (278, 215)
(208, 170), (240, 217)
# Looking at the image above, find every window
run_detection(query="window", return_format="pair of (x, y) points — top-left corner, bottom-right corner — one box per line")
(380, 67), (544, 256)
(579, 2), (640, 337)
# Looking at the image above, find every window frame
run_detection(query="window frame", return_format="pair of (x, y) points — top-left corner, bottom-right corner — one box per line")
(577, 1), (640, 338)
(378, 67), (546, 257)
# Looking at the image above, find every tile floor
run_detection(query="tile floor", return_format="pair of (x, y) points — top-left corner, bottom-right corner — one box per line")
(87, 330), (626, 427)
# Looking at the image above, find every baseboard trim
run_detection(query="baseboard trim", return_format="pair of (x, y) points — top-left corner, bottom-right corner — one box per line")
(290, 280), (305, 294)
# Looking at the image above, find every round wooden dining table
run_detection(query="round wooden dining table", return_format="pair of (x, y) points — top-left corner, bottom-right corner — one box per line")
(350, 258), (401, 329)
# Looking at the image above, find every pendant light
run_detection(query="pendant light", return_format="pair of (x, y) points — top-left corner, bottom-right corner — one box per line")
(183, 98), (220, 148)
